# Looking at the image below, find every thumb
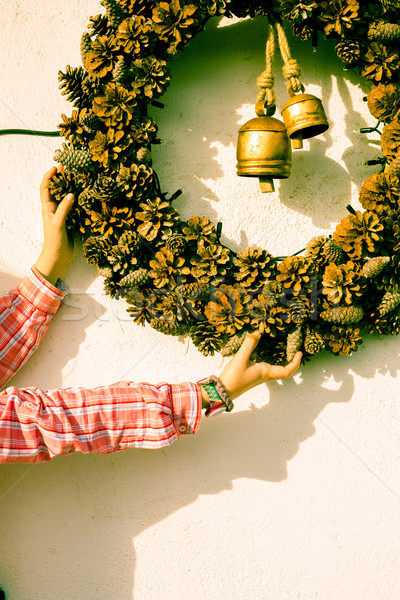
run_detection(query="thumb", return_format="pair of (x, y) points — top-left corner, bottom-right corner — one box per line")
(234, 330), (262, 365)
(54, 193), (74, 226)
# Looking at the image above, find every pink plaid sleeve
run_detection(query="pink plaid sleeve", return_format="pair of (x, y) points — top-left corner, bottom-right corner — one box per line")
(0, 267), (66, 388)
(0, 380), (202, 463)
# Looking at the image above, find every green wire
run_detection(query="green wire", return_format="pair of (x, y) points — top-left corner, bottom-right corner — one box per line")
(0, 129), (60, 137)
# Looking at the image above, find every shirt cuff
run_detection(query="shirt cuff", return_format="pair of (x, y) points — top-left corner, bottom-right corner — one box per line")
(170, 382), (202, 436)
(18, 266), (67, 315)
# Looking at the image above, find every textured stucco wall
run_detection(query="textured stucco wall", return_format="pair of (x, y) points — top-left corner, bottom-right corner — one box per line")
(1, 4), (400, 600)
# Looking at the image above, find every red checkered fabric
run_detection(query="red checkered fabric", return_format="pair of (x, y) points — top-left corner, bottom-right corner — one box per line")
(0, 269), (202, 463)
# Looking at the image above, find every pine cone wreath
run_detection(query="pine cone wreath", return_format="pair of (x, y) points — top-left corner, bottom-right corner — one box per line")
(304, 329), (325, 354)
(363, 256), (391, 277)
(233, 247), (277, 288)
(286, 326), (304, 362)
(325, 325), (362, 355)
(320, 305), (364, 324)
(190, 321), (226, 356)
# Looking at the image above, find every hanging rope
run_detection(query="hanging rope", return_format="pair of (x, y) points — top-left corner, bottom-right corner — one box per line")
(275, 22), (304, 96)
(255, 22), (277, 116)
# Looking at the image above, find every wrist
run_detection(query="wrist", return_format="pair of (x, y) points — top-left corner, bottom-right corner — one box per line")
(34, 255), (64, 286)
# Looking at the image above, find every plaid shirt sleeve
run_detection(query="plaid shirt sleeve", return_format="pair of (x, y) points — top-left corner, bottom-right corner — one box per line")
(0, 380), (202, 463)
(0, 267), (66, 389)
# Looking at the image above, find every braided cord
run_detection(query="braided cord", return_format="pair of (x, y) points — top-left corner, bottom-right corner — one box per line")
(275, 22), (304, 96)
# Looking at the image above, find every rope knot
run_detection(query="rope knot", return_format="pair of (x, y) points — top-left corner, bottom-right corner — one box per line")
(257, 71), (275, 90)
(282, 58), (301, 80)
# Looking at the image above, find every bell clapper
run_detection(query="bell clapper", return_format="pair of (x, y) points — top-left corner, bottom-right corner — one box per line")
(259, 177), (275, 193)
(291, 131), (303, 149)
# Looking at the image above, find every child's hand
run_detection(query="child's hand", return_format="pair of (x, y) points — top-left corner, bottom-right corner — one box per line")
(219, 331), (302, 400)
(34, 165), (75, 286)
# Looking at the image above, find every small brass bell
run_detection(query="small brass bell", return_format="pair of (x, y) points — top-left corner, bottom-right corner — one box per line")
(281, 93), (329, 149)
(236, 115), (292, 193)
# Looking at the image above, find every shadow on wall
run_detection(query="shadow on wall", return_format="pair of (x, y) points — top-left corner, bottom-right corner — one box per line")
(0, 15), (396, 600)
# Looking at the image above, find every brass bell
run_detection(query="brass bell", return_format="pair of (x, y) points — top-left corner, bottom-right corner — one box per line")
(236, 115), (292, 193)
(281, 93), (329, 149)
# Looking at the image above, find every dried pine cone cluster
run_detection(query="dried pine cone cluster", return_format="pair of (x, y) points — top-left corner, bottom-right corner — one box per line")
(52, 0), (400, 363)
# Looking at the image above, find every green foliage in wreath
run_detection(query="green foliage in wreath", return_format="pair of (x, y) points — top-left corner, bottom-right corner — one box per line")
(51, 0), (400, 365)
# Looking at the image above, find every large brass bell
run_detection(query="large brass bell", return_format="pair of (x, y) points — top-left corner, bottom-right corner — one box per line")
(236, 114), (292, 193)
(281, 93), (329, 150)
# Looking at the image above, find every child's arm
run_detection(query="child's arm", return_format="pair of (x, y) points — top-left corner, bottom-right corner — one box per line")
(0, 333), (301, 464)
(0, 166), (74, 387)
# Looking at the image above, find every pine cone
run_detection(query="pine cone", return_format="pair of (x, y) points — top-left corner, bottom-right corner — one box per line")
(48, 170), (78, 202)
(152, 0), (198, 52)
(136, 197), (180, 242)
(190, 239), (231, 284)
(369, 312), (400, 335)
(320, 305), (364, 324)
(130, 117), (158, 146)
(323, 239), (343, 264)
(304, 330), (325, 354)
(318, 0), (360, 37)
(81, 75), (103, 105)
(325, 325), (362, 355)
(165, 232), (186, 253)
(363, 256), (391, 277)
(92, 83), (138, 128)
(377, 289), (400, 315)
(221, 331), (249, 357)
(107, 244), (138, 277)
(85, 35), (118, 79)
(82, 236), (111, 266)
(361, 42), (400, 83)
(118, 0), (154, 18)
(359, 171), (400, 214)
(100, 0), (127, 27)
(281, 0), (318, 21)
(87, 14), (114, 37)
(89, 129), (127, 170)
(249, 292), (286, 337)
(125, 287), (150, 326)
(116, 15), (151, 56)
(53, 144), (94, 173)
(58, 66), (87, 109)
(182, 216), (217, 245)
(276, 256), (316, 295)
(286, 326), (303, 362)
(90, 205), (135, 241)
(176, 282), (210, 300)
(190, 321), (226, 356)
(234, 246), (277, 288)
(150, 317), (188, 337)
(367, 83), (400, 122)
(304, 235), (330, 265)
(322, 261), (365, 305)
(80, 112), (103, 135)
(120, 268), (151, 288)
(368, 22), (400, 42)
(58, 110), (85, 144)
(78, 188), (97, 211)
(80, 32), (92, 66)
(291, 21), (314, 41)
(119, 231), (141, 254)
(149, 247), (186, 288)
(92, 175), (120, 202)
(113, 59), (130, 84)
(287, 295), (311, 324)
(205, 285), (249, 335)
(381, 118), (400, 161)
(116, 163), (154, 200)
(335, 39), (362, 64)
(104, 276), (123, 299)
(386, 154), (400, 177)
(333, 210), (384, 260)
(131, 57), (171, 98)
(98, 267), (113, 278)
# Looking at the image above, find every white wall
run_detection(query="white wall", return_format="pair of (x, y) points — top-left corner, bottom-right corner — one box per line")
(1, 4), (399, 600)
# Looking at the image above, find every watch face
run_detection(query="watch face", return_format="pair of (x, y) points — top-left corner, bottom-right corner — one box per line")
(205, 405), (226, 418)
